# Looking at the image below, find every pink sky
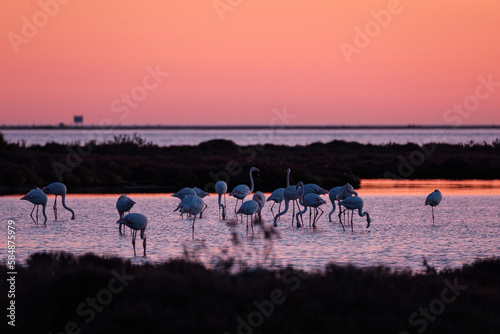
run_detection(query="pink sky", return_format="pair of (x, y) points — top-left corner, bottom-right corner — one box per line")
(1, 0), (499, 126)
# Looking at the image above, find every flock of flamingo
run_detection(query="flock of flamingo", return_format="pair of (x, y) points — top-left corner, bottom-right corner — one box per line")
(20, 168), (443, 257)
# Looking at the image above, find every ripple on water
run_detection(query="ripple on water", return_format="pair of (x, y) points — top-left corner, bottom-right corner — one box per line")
(1, 193), (499, 272)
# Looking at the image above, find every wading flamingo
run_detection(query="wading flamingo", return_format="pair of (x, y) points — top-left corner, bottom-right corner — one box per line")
(267, 168), (291, 219)
(42, 182), (75, 220)
(178, 195), (204, 238)
(116, 194), (136, 235)
(336, 183), (358, 225)
(215, 181), (228, 220)
(425, 189), (442, 225)
(338, 196), (371, 232)
(252, 191), (266, 220)
(117, 213), (147, 256)
(230, 167), (259, 217)
(237, 199), (262, 233)
(21, 188), (48, 225)
(295, 182), (326, 230)
(328, 186), (342, 222)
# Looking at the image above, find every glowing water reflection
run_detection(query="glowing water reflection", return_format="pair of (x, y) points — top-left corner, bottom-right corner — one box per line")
(2, 180), (499, 272)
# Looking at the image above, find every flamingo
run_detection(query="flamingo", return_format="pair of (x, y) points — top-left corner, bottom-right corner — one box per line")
(116, 194), (136, 235)
(172, 187), (207, 218)
(425, 189), (442, 225)
(274, 168), (306, 227)
(336, 183), (358, 225)
(267, 188), (284, 219)
(237, 199), (261, 233)
(117, 213), (147, 256)
(267, 168), (290, 220)
(328, 186), (342, 222)
(172, 187), (197, 200)
(303, 183), (328, 223)
(42, 182), (75, 220)
(215, 180), (228, 220)
(252, 191), (266, 220)
(295, 182), (326, 230)
(192, 187), (210, 198)
(230, 167), (259, 217)
(178, 195), (204, 238)
(20, 188), (48, 225)
(338, 196), (371, 232)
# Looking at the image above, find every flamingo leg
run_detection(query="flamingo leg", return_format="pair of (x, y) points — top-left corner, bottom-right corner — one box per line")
(234, 199), (239, 216)
(309, 207), (312, 227)
(315, 207), (324, 231)
(291, 200), (295, 225)
(351, 210), (354, 232)
(29, 204), (37, 225)
(432, 206), (435, 225)
(143, 236), (147, 256)
(200, 203), (208, 218)
(339, 208), (346, 231)
(192, 216), (196, 239)
(270, 202), (275, 219)
(53, 195), (58, 221)
(278, 202), (282, 219)
(132, 230), (137, 256)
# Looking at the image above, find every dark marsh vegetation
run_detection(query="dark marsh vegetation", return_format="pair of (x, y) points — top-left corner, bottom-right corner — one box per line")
(1, 252), (499, 334)
(1, 132), (500, 195)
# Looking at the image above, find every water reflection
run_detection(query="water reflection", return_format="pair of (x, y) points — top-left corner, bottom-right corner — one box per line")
(2, 180), (499, 272)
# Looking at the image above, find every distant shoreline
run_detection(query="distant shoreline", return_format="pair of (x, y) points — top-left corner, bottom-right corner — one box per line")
(1, 124), (500, 130)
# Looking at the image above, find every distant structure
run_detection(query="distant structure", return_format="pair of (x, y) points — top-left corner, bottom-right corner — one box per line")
(74, 116), (83, 125)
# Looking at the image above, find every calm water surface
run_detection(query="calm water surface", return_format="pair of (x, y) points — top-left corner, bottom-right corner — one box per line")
(2, 181), (499, 272)
(3, 128), (500, 146)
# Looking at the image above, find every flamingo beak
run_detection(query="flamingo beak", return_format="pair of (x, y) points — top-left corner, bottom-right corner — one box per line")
(20, 196), (28, 201)
(366, 219), (371, 229)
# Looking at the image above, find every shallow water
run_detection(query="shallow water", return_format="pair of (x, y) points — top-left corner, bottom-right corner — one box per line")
(2, 183), (499, 272)
(3, 127), (500, 146)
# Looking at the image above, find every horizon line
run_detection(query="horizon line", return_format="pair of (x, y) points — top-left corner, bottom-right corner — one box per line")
(1, 124), (500, 130)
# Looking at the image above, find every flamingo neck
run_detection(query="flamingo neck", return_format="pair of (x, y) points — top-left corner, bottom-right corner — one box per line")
(273, 198), (290, 225)
(42, 204), (47, 224)
(286, 169), (291, 187)
(249, 169), (255, 193)
(61, 195), (75, 219)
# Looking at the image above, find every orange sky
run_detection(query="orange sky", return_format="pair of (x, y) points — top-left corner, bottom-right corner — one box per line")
(1, 0), (499, 126)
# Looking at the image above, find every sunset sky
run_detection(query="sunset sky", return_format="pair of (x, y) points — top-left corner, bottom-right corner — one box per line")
(1, 0), (499, 126)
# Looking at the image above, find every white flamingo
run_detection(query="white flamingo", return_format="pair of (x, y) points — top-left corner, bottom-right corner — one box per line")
(328, 186), (342, 222)
(178, 195), (204, 238)
(117, 213), (147, 256)
(252, 191), (266, 220)
(267, 168), (290, 219)
(274, 168), (304, 227)
(237, 198), (262, 233)
(21, 188), (48, 225)
(230, 167), (259, 217)
(338, 196), (371, 232)
(295, 182), (326, 230)
(116, 194), (136, 235)
(42, 182), (75, 220)
(336, 183), (358, 225)
(172, 187), (207, 218)
(215, 180), (228, 220)
(425, 189), (442, 225)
